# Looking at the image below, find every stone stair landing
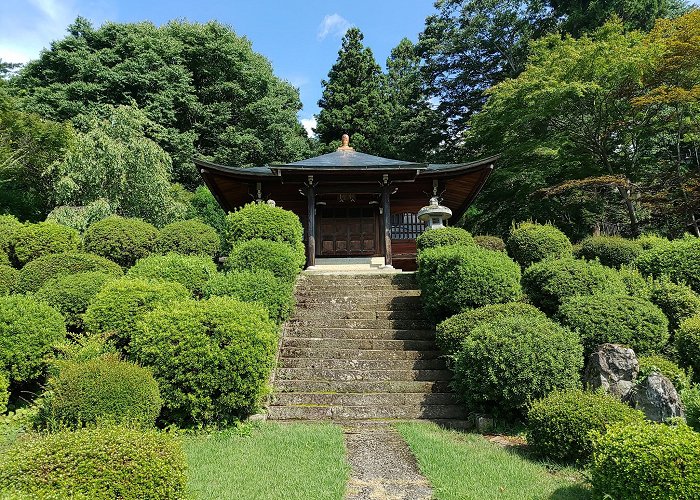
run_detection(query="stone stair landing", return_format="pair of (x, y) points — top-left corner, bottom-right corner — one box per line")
(268, 273), (465, 424)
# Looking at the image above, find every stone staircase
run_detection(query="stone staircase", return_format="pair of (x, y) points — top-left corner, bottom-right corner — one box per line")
(268, 273), (465, 424)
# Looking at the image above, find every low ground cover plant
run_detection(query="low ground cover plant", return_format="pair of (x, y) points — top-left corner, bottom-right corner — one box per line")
(127, 253), (217, 296)
(574, 235), (643, 268)
(157, 219), (220, 257)
(83, 216), (159, 268)
(416, 227), (474, 252)
(11, 222), (80, 267)
(506, 222), (572, 268)
(635, 235), (700, 292)
(227, 239), (303, 284)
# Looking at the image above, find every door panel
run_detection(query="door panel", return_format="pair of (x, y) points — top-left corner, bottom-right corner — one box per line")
(319, 207), (377, 256)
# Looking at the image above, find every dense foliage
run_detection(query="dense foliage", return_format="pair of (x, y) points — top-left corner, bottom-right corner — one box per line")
(46, 199), (113, 233)
(0, 215), (22, 263)
(0, 265), (18, 296)
(157, 219), (220, 257)
(575, 235), (644, 268)
(226, 202), (305, 258)
(226, 239), (303, 284)
(127, 253), (216, 296)
(506, 222), (572, 267)
(682, 386), (700, 432)
(11, 222), (79, 266)
(648, 278), (700, 332)
(636, 236), (700, 292)
(637, 355), (691, 392)
(83, 216), (159, 268)
(415, 227), (474, 252)
(473, 235), (505, 252)
(677, 316), (700, 379)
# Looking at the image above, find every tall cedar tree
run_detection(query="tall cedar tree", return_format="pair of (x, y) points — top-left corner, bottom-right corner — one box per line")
(315, 28), (388, 155)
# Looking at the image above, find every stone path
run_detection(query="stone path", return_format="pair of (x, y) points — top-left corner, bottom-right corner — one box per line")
(344, 424), (433, 500)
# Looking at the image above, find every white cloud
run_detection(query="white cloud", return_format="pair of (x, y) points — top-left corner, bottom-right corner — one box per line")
(317, 13), (351, 40)
(301, 117), (317, 138)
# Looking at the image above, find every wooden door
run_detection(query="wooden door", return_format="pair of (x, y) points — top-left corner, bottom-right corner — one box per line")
(319, 207), (377, 256)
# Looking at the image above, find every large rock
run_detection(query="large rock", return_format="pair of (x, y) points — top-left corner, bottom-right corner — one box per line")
(584, 343), (639, 399)
(627, 371), (684, 422)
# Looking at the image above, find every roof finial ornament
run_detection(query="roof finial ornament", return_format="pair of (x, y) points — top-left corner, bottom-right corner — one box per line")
(337, 134), (354, 152)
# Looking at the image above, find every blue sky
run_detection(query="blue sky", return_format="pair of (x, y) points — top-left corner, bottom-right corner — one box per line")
(0, 0), (436, 133)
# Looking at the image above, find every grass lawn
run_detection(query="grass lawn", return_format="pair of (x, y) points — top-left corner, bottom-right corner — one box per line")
(395, 422), (591, 500)
(184, 422), (349, 500)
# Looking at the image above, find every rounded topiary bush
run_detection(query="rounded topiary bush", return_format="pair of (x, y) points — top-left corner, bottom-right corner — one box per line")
(677, 316), (700, 379)
(12, 222), (80, 267)
(127, 253), (216, 296)
(157, 219), (220, 257)
(0, 215), (22, 258)
(521, 258), (628, 315)
(0, 373), (8, 414)
(0, 425), (188, 500)
(0, 265), (18, 296)
(635, 236), (700, 292)
(83, 216), (159, 268)
(84, 278), (191, 353)
(132, 297), (278, 426)
(417, 244), (522, 322)
(416, 227), (474, 252)
(506, 222), (572, 268)
(452, 315), (583, 416)
(473, 235), (505, 252)
(0, 295), (67, 384)
(618, 265), (651, 298)
(637, 233), (669, 250)
(638, 355), (691, 392)
(203, 269), (294, 324)
(435, 302), (546, 356)
(15, 252), (123, 294)
(37, 354), (161, 429)
(226, 239), (303, 284)
(575, 235), (643, 268)
(682, 386), (700, 432)
(648, 278), (700, 332)
(226, 202), (305, 259)
(557, 294), (669, 356)
(591, 422), (700, 499)
(35, 272), (116, 331)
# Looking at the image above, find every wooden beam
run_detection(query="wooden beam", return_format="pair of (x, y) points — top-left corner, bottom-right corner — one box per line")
(306, 177), (316, 268)
(382, 180), (393, 267)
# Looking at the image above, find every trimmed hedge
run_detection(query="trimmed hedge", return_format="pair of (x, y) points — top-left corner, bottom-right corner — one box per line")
(521, 258), (628, 315)
(435, 302), (546, 356)
(649, 278), (700, 332)
(681, 386), (700, 432)
(12, 222), (80, 266)
(0, 373), (8, 414)
(591, 422), (700, 499)
(84, 278), (191, 353)
(157, 219), (220, 257)
(618, 265), (651, 298)
(0, 265), (18, 296)
(0, 426), (188, 499)
(15, 252), (123, 294)
(226, 239), (303, 284)
(417, 244), (522, 322)
(574, 235), (643, 268)
(557, 294), (669, 356)
(527, 389), (645, 463)
(0, 295), (67, 384)
(203, 269), (294, 324)
(35, 272), (116, 331)
(132, 297), (278, 426)
(127, 253), (217, 296)
(677, 315), (700, 379)
(451, 315), (583, 416)
(37, 354), (161, 429)
(416, 227), (474, 252)
(638, 355), (691, 392)
(635, 236), (700, 292)
(83, 216), (159, 268)
(506, 222), (572, 267)
(636, 233), (670, 250)
(473, 235), (505, 252)
(0, 215), (22, 259)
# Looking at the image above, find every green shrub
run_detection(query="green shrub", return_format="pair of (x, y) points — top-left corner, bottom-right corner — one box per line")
(617, 265), (651, 298)
(416, 227), (474, 252)
(574, 235), (643, 268)
(681, 385), (700, 432)
(527, 389), (645, 463)
(12, 222), (79, 266)
(435, 302), (546, 356)
(0, 295), (66, 384)
(35, 272), (116, 331)
(127, 253), (216, 296)
(0, 266), (18, 296)
(452, 315), (583, 416)
(521, 258), (628, 315)
(186, 186), (227, 243)
(677, 315), (700, 379)
(473, 235), (505, 252)
(636, 233), (669, 250)
(557, 294), (669, 356)
(638, 355), (691, 392)
(132, 297), (278, 426)
(227, 239), (303, 284)
(15, 252), (123, 294)
(0, 215), (22, 259)
(635, 236), (700, 292)
(506, 222), (572, 267)
(157, 219), (220, 257)
(417, 245), (522, 322)
(591, 422), (700, 499)
(83, 216), (159, 268)
(84, 278), (190, 353)
(0, 425), (187, 499)
(648, 278), (700, 332)
(46, 199), (113, 233)
(0, 374), (8, 414)
(203, 269), (294, 324)
(37, 354), (161, 429)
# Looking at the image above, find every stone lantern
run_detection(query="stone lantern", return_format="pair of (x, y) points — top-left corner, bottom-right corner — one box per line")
(418, 197), (452, 229)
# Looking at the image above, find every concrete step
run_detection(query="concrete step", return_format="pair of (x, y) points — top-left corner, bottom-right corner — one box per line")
(296, 289), (421, 299)
(282, 337), (438, 351)
(268, 404), (465, 421)
(278, 357), (446, 371)
(298, 282), (419, 291)
(275, 368), (452, 382)
(293, 309), (425, 320)
(272, 379), (452, 393)
(271, 392), (458, 407)
(282, 327), (434, 341)
(287, 318), (432, 330)
(279, 347), (443, 361)
(296, 298), (422, 311)
(300, 274), (416, 284)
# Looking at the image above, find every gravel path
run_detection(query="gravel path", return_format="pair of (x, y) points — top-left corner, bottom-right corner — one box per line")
(344, 424), (433, 500)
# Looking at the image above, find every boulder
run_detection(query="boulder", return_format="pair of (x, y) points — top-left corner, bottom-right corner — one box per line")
(627, 371), (684, 422)
(584, 343), (639, 399)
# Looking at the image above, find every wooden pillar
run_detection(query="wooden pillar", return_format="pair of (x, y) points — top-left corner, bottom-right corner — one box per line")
(306, 176), (316, 268)
(382, 177), (392, 267)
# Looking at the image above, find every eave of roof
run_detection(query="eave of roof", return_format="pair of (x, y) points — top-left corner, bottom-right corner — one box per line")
(271, 150), (425, 170)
